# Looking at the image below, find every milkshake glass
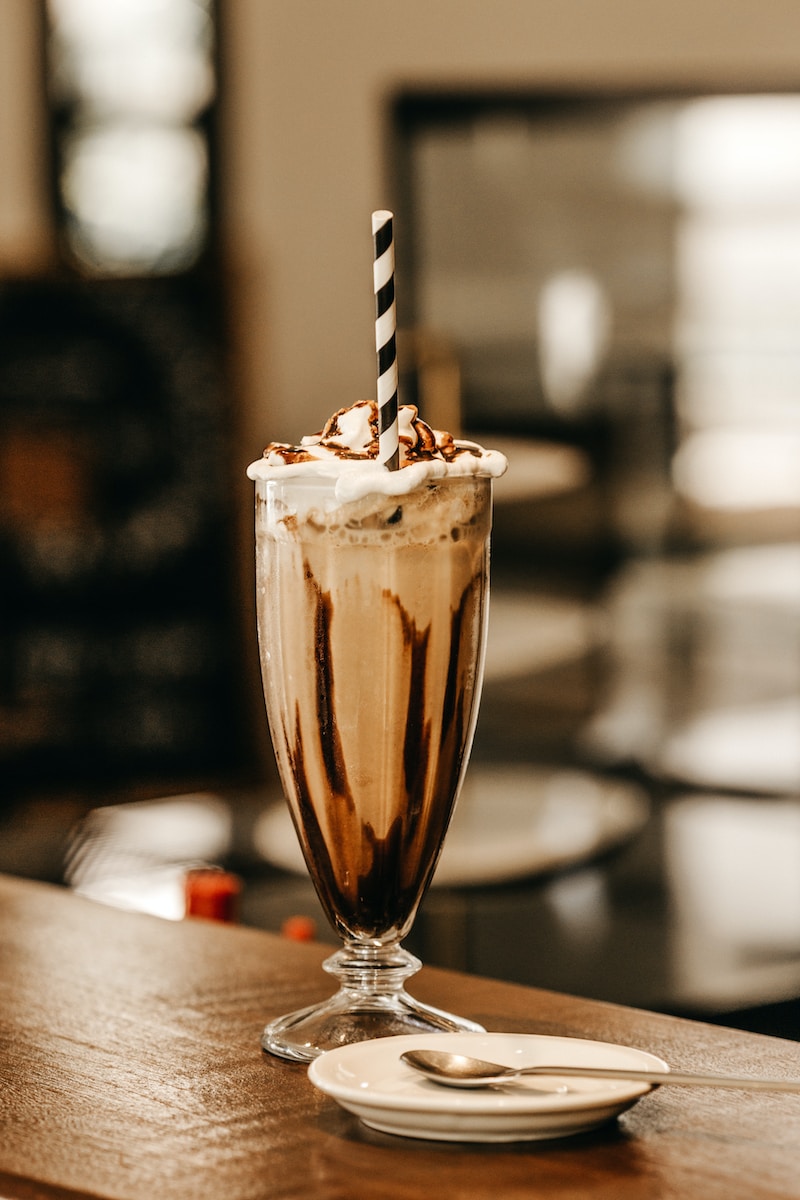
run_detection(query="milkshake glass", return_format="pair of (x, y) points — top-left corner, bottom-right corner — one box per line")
(250, 405), (504, 1061)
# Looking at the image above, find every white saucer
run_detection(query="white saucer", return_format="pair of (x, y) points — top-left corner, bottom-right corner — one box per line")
(254, 767), (648, 888)
(307, 1032), (668, 1142)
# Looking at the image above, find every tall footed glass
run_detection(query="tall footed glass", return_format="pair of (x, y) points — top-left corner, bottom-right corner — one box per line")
(254, 471), (493, 1061)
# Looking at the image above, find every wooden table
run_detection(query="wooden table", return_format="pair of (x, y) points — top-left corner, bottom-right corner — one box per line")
(1, 874), (799, 1200)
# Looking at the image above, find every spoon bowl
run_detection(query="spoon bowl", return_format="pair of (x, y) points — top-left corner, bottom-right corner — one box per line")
(401, 1049), (556, 1089)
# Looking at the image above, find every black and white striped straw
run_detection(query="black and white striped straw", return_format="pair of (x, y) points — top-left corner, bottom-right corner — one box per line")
(372, 209), (399, 470)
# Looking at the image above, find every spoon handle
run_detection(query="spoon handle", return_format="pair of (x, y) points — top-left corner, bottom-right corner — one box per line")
(528, 1065), (800, 1092)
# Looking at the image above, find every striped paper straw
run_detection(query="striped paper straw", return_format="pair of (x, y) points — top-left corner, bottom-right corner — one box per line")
(372, 209), (399, 470)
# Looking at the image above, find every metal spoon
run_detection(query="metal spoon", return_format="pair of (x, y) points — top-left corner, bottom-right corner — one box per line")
(400, 1049), (800, 1093)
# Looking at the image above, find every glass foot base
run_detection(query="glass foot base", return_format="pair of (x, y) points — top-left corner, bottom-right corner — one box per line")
(261, 942), (485, 1062)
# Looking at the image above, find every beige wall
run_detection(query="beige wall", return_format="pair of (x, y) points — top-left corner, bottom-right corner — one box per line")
(218, 0), (800, 455)
(0, 0), (54, 274)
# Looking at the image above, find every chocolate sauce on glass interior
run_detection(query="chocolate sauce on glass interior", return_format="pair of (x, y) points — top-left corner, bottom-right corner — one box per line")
(255, 473), (491, 944)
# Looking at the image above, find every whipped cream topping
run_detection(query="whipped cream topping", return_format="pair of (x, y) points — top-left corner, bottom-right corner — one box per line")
(246, 400), (507, 501)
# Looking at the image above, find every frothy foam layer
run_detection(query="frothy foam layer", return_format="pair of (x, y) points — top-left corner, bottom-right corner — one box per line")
(261, 473), (487, 548)
(246, 400), (507, 501)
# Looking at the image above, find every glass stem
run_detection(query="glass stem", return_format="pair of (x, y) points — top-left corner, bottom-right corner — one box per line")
(322, 941), (422, 998)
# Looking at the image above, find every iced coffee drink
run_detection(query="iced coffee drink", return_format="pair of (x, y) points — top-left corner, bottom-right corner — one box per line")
(248, 400), (506, 1059)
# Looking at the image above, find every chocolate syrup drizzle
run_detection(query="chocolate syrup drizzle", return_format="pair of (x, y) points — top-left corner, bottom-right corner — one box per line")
(261, 401), (483, 467)
(284, 560), (485, 943)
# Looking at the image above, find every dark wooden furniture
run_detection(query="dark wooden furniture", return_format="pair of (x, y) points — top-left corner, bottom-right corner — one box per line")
(1, 873), (799, 1199)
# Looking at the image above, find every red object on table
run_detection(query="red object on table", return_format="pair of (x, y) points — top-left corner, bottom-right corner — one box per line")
(184, 867), (241, 923)
(281, 914), (317, 942)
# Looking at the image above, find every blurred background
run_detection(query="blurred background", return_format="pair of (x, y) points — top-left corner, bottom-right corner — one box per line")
(2, 0), (800, 1037)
